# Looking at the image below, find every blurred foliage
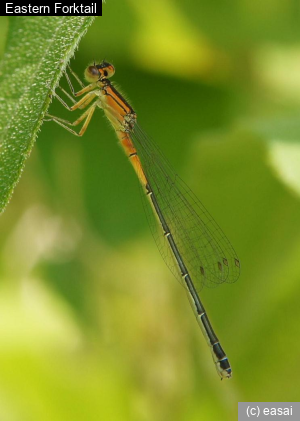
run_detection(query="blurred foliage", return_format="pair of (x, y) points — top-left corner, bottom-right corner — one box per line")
(0, 2), (300, 420)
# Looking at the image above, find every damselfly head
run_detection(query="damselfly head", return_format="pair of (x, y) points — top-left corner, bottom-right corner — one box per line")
(84, 61), (115, 83)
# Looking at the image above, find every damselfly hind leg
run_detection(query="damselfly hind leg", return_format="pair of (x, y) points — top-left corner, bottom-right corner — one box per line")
(45, 101), (97, 136)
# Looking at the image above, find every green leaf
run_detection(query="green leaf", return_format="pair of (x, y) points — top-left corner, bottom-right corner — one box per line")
(0, 16), (95, 214)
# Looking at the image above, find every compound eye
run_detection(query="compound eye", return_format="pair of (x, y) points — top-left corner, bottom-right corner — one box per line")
(89, 66), (99, 76)
(84, 65), (100, 82)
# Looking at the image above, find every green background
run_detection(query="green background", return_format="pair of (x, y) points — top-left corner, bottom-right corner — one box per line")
(1, 2), (300, 420)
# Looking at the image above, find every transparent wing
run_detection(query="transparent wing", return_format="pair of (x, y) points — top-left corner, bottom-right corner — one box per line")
(132, 124), (240, 293)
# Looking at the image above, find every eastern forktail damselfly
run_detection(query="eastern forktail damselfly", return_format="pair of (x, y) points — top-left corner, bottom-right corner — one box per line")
(46, 61), (240, 379)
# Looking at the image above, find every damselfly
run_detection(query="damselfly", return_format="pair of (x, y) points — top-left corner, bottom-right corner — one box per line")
(46, 61), (240, 379)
